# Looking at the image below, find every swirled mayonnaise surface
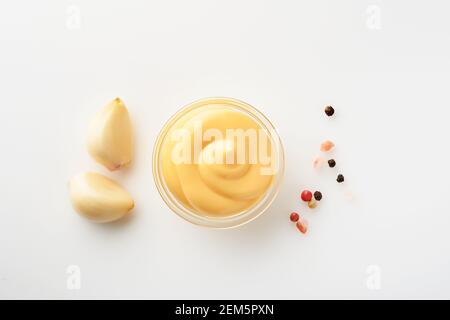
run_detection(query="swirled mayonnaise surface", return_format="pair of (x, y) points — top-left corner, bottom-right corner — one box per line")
(160, 101), (275, 217)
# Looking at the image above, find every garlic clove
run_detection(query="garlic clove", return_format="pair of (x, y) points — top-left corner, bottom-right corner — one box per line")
(68, 172), (134, 223)
(87, 98), (133, 171)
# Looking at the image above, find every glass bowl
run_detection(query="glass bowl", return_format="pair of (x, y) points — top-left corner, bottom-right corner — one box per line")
(152, 97), (284, 228)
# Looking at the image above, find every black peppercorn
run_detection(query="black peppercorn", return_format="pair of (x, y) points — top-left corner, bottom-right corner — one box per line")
(314, 191), (322, 201)
(325, 105), (335, 116)
(337, 174), (344, 183)
(328, 159), (336, 168)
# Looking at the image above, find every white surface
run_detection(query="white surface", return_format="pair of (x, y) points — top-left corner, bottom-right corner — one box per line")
(1, 0), (450, 299)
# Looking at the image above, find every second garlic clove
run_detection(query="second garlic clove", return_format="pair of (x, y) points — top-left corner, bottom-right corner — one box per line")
(68, 172), (134, 223)
(87, 98), (133, 171)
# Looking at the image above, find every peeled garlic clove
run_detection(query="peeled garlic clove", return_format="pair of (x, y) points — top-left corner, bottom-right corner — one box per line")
(87, 98), (133, 171)
(68, 172), (134, 223)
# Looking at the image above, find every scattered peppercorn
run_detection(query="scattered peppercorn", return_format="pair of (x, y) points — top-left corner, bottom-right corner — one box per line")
(301, 190), (313, 202)
(320, 140), (335, 152)
(344, 189), (354, 201)
(328, 159), (336, 168)
(314, 191), (322, 201)
(308, 199), (318, 209)
(325, 105), (335, 116)
(296, 219), (308, 234)
(313, 157), (325, 169)
(290, 212), (299, 222)
(337, 174), (345, 183)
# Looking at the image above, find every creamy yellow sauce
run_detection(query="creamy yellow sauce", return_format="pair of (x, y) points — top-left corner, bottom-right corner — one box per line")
(160, 102), (274, 217)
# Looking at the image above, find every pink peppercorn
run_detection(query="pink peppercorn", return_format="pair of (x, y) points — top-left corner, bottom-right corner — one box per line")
(290, 212), (299, 222)
(301, 190), (313, 202)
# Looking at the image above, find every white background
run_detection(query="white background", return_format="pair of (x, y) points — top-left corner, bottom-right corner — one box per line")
(1, 0), (449, 299)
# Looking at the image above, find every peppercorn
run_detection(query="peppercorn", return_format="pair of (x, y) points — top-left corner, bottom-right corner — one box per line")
(337, 174), (344, 183)
(314, 191), (322, 201)
(301, 190), (313, 202)
(290, 212), (299, 222)
(328, 159), (336, 168)
(320, 140), (335, 152)
(308, 199), (317, 209)
(296, 219), (308, 234)
(325, 105), (335, 116)
(313, 157), (325, 169)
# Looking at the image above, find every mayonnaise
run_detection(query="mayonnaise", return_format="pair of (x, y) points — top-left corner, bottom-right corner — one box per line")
(159, 100), (276, 217)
